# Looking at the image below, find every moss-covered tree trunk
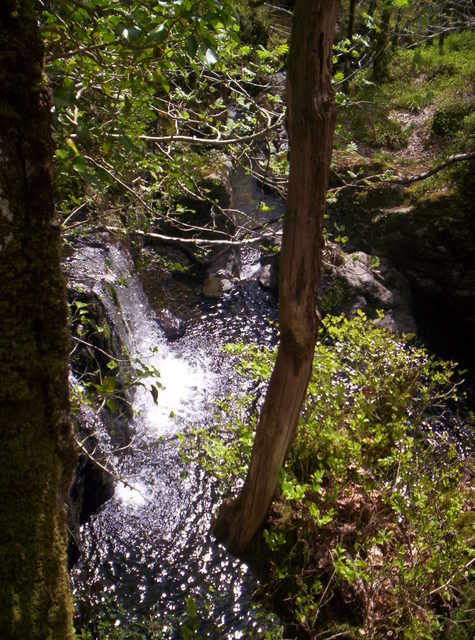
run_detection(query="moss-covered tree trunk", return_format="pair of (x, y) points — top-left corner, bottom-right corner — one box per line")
(0, 2), (76, 637)
(214, 0), (338, 555)
(372, 2), (392, 82)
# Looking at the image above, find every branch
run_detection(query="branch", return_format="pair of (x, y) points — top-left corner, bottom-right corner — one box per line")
(389, 152), (475, 185)
(74, 434), (151, 504)
(329, 152), (475, 196)
(429, 557), (475, 597)
(107, 115), (284, 147)
(83, 155), (155, 215)
(104, 225), (281, 247)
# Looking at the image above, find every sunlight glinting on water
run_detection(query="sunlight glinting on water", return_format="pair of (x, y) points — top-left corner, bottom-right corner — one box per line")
(115, 480), (149, 507)
(133, 348), (216, 434)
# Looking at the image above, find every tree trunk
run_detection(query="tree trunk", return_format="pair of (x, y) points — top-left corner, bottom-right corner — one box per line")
(344, 0), (359, 92)
(213, 0), (338, 555)
(0, 2), (76, 638)
(348, 0), (358, 41)
(372, 4), (392, 82)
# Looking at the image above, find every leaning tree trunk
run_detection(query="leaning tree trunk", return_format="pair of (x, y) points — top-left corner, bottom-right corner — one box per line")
(0, 2), (76, 638)
(214, 0), (338, 555)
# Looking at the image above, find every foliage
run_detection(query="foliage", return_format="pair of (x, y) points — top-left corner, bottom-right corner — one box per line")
(336, 30), (475, 155)
(40, 0), (288, 236)
(74, 592), (285, 640)
(69, 292), (162, 417)
(182, 313), (474, 639)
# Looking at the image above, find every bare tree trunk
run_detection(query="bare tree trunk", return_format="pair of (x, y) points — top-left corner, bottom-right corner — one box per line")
(213, 0), (338, 555)
(0, 2), (76, 637)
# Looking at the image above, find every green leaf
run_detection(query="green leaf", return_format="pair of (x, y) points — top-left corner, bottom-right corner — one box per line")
(205, 48), (217, 65)
(72, 156), (89, 177)
(149, 24), (169, 43)
(53, 82), (75, 109)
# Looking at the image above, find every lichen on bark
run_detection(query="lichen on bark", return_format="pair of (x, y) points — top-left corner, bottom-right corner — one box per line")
(0, 2), (76, 638)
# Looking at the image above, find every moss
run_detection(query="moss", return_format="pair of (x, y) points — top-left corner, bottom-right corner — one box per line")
(319, 278), (347, 316)
(431, 101), (473, 136)
(0, 2), (75, 637)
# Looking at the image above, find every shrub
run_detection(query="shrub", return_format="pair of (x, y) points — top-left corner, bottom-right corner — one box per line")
(431, 102), (472, 137)
(182, 313), (474, 639)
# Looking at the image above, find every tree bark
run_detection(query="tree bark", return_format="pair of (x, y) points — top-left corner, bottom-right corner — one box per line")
(348, 0), (358, 41)
(0, 2), (76, 638)
(213, 0), (338, 555)
(372, 3), (392, 82)
(344, 0), (359, 92)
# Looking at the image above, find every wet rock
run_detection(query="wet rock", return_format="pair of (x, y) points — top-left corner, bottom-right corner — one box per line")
(67, 397), (114, 567)
(320, 245), (416, 334)
(203, 273), (234, 297)
(258, 263), (274, 290)
(203, 248), (240, 298)
(157, 308), (186, 340)
(257, 254), (279, 294)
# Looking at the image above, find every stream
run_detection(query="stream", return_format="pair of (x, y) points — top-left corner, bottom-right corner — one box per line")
(66, 175), (286, 638)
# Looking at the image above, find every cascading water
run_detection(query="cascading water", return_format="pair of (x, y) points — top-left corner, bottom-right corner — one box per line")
(65, 173), (285, 638)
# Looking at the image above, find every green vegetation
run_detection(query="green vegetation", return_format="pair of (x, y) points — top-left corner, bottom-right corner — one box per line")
(41, 0), (288, 238)
(31, 1), (475, 637)
(181, 313), (474, 639)
(69, 294), (162, 418)
(336, 30), (475, 160)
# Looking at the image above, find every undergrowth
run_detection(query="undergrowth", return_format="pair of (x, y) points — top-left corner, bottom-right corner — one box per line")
(337, 31), (475, 156)
(181, 313), (474, 639)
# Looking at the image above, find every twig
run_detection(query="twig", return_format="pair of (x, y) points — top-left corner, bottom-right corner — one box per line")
(429, 557), (475, 596)
(107, 115), (284, 147)
(74, 434), (151, 503)
(61, 202), (87, 227)
(328, 152), (475, 196)
(104, 225), (281, 247)
(83, 155), (155, 216)
(71, 335), (130, 364)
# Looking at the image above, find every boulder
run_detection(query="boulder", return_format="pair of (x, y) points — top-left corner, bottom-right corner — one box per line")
(203, 247), (240, 298)
(203, 273), (234, 298)
(157, 308), (186, 340)
(328, 163), (475, 364)
(320, 245), (417, 334)
(257, 253), (279, 294)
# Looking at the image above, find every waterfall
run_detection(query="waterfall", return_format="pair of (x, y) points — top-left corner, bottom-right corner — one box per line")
(64, 232), (282, 637)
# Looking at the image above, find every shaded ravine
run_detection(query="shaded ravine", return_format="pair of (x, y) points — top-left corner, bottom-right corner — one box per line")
(65, 190), (284, 637)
